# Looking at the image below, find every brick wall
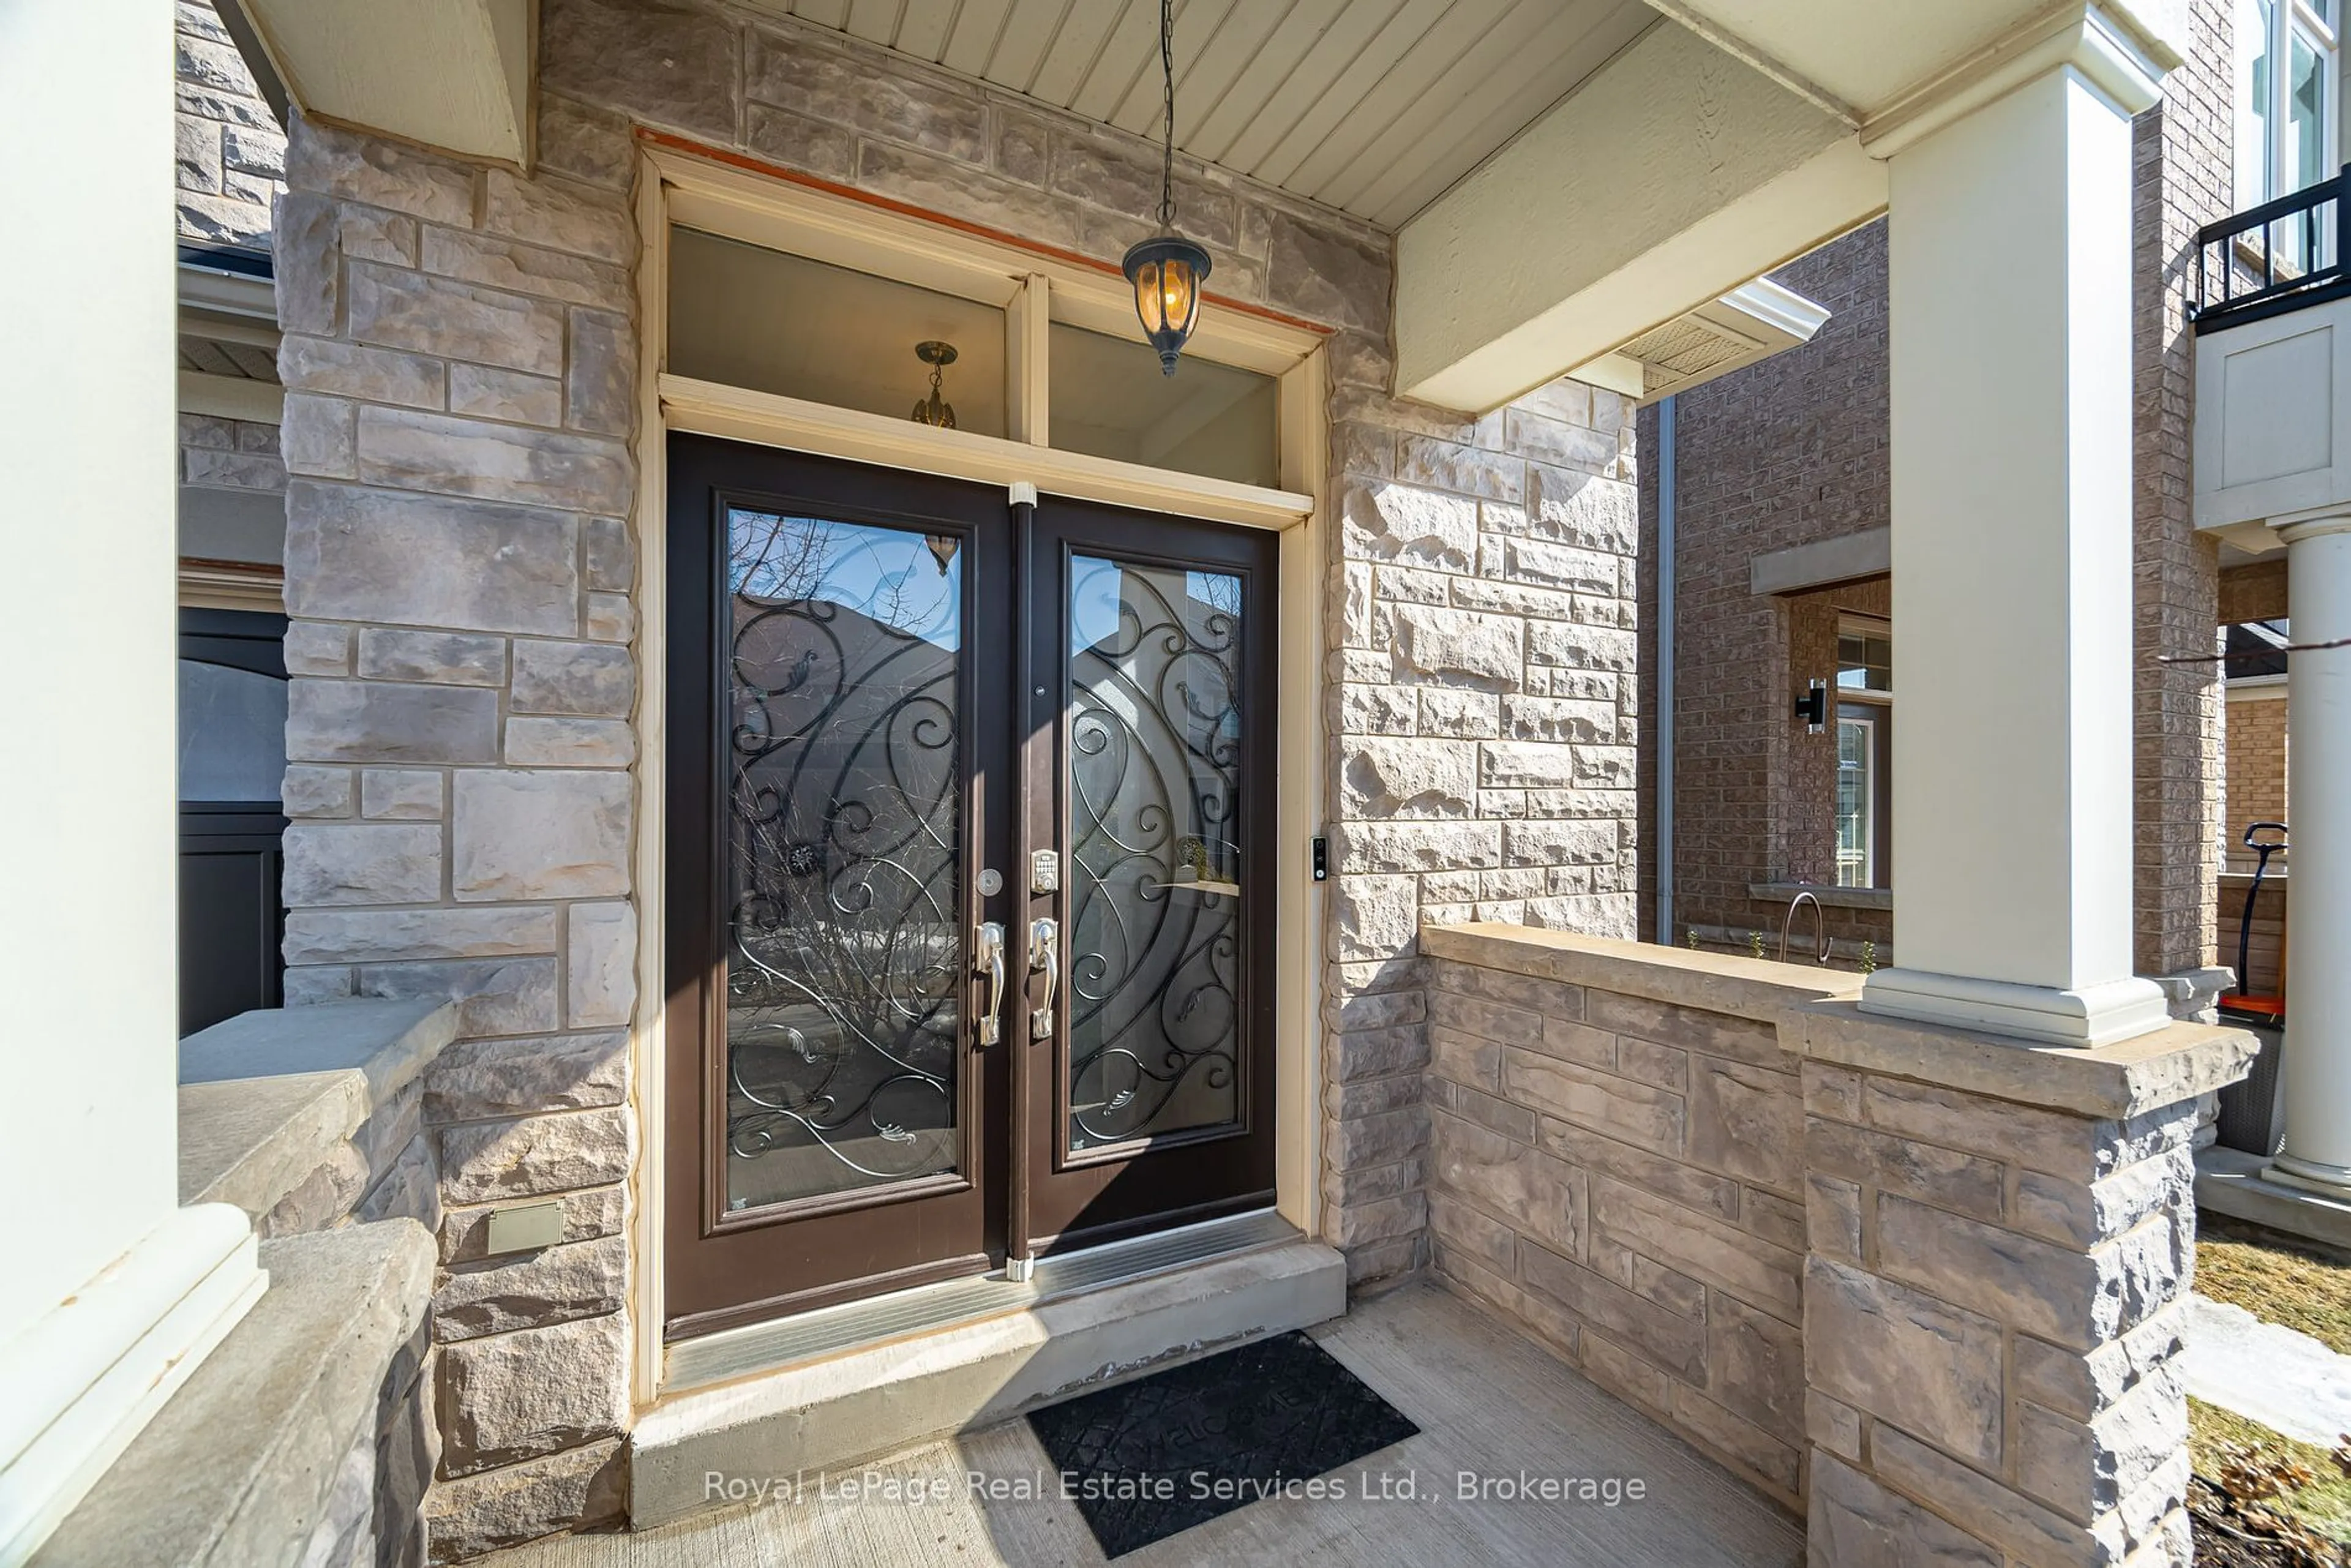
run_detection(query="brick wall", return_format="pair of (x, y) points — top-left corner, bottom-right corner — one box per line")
(2131, 0), (2232, 975)
(269, 0), (1645, 1553)
(2221, 559), (2289, 623)
(2223, 690), (2287, 851)
(175, 1), (283, 249)
(1635, 221), (1892, 962)
(1639, 0), (2236, 980)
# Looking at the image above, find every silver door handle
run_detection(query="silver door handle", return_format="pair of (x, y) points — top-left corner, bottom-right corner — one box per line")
(1028, 917), (1059, 1042)
(975, 921), (1007, 1047)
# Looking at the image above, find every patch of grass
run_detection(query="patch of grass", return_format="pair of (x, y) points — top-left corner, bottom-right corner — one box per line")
(2191, 1397), (2351, 1546)
(2198, 1212), (2351, 1359)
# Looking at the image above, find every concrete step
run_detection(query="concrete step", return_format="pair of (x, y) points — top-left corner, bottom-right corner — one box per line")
(629, 1235), (1346, 1528)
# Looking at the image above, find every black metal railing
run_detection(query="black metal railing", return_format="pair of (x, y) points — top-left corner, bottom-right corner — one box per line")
(2191, 167), (2351, 332)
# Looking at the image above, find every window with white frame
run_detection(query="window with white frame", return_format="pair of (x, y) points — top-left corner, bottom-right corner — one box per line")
(2238, 0), (2339, 211)
(1833, 617), (1892, 891)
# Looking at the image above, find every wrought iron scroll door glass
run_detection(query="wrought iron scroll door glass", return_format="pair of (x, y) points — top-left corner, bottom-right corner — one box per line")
(723, 509), (967, 1213)
(667, 437), (1277, 1338)
(1064, 557), (1245, 1150)
(1022, 500), (1278, 1253)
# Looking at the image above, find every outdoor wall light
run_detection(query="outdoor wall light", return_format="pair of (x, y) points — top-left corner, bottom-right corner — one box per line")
(1122, 0), (1212, 375)
(1794, 677), (1827, 733)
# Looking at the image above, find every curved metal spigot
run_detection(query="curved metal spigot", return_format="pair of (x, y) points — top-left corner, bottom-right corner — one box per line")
(1780, 890), (1831, 966)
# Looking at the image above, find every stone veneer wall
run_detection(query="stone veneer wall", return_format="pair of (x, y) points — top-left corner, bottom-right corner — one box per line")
(1323, 377), (1645, 1282)
(271, 0), (1643, 1555)
(272, 103), (643, 1561)
(175, 0), (285, 250)
(1419, 925), (1831, 1507)
(1791, 1008), (2218, 1566)
(1423, 925), (2250, 1567)
(180, 411), (288, 501)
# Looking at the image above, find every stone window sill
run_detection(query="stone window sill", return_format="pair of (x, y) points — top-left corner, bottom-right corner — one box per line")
(1749, 880), (1892, 912)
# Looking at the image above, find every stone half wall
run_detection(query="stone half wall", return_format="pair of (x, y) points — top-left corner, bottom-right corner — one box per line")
(1420, 923), (2257, 1567)
(272, 0), (1640, 1555)
(1419, 925), (1827, 1506)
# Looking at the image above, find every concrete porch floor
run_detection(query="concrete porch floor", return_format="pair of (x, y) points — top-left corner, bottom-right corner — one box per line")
(485, 1281), (1804, 1567)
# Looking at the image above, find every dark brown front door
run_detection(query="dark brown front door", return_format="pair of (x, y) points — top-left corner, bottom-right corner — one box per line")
(1014, 497), (1278, 1256)
(666, 436), (1276, 1340)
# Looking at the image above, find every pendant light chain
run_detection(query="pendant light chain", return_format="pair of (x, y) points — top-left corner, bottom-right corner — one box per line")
(1158, 0), (1176, 230)
(1120, 0), (1209, 374)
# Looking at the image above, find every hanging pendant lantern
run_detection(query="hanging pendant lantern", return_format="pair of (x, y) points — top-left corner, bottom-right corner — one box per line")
(1121, 0), (1212, 376)
(910, 340), (958, 428)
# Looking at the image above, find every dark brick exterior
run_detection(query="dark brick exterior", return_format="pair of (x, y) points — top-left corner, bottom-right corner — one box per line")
(1640, 0), (2238, 978)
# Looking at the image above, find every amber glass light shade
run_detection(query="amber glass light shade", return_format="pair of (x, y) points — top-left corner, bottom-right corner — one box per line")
(1121, 230), (1212, 375)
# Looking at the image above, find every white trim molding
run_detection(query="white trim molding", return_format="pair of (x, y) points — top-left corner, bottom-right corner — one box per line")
(1860, 968), (2172, 1047)
(1859, 2), (2178, 159)
(178, 370), (285, 426)
(659, 376), (1313, 533)
(625, 146), (1329, 1409)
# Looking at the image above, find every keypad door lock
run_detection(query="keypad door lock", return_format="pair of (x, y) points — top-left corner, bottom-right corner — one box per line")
(1029, 850), (1060, 894)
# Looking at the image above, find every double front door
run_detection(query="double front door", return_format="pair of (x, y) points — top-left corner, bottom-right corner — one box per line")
(665, 436), (1278, 1339)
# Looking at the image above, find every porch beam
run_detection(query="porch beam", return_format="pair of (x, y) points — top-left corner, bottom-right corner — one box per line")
(1392, 20), (1884, 415)
(233, 0), (531, 167)
(1860, 13), (2174, 1045)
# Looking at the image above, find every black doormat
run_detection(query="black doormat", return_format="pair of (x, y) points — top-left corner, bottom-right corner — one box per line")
(1026, 1330), (1420, 1558)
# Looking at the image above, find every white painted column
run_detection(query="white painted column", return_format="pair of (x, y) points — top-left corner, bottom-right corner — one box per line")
(2273, 518), (2351, 1187)
(0, 2), (260, 1558)
(1861, 10), (2175, 1046)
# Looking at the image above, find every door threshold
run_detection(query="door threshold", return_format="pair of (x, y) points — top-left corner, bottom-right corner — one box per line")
(663, 1207), (1295, 1394)
(633, 1222), (1344, 1529)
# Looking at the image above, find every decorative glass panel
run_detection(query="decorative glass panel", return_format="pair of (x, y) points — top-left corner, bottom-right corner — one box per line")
(1835, 715), (1875, 889)
(669, 228), (1008, 437)
(723, 508), (966, 1210)
(178, 659), (287, 801)
(1065, 555), (1245, 1152)
(1049, 321), (1279, 487)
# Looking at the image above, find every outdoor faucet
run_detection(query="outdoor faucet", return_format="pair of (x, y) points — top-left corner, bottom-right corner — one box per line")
(1780, 890), (1831, 966)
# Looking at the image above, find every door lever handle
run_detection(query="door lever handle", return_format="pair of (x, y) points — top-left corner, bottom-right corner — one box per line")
(975, 921), (1007, 1046)
(1027, 917), (1059, 1042)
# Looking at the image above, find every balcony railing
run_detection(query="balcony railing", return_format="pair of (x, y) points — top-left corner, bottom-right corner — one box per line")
(2190, 166), (2351, 332)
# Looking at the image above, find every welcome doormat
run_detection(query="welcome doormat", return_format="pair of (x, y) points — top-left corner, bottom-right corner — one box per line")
(1026, 1330), (1420, 1558)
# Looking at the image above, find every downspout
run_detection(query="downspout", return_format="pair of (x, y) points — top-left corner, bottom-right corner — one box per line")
(1655, 395), (1677, 947)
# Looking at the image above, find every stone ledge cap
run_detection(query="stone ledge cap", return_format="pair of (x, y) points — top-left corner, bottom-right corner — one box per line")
(1423, 923), (1857, 1022)
(181, 996), (457, 1103)
(176, 999), (458, 1218)
(181, 1071), (370, 1213)
(1787, 997), (2257, 1119)
(32, 1219), (436, 1568)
